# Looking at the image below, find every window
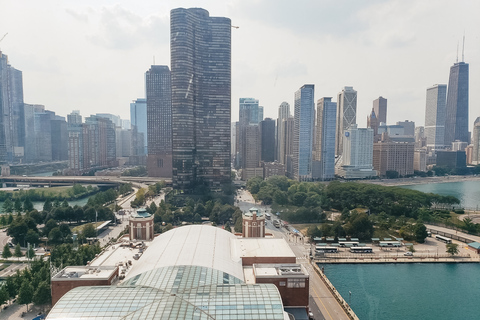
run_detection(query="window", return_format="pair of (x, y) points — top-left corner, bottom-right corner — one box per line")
(287, 279), (305, 288)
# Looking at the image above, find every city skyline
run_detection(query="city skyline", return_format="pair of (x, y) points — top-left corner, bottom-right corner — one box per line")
(0, 1), (478, 131)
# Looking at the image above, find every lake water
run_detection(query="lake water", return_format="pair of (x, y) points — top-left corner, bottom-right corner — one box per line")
(320, 263), (480, 320)
(402, 180), (480, 209)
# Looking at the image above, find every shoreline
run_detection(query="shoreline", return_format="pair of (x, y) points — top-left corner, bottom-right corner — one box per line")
(357, 175), (480, 187)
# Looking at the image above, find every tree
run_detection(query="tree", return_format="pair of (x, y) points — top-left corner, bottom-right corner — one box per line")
(43, 199), (53, 212)
(82, 223), (97, 238)
(414, 223), (428, 243)
(408, 245), (416, 253)
(0, 285), (9, 306)
(14, 243), (23, 258)
(48, 227), (63, 244)
(23, 197), (34, 212)
(3, 198), (13, 213)
(446, 243), (459, 256)
(17, 280), (34, 312)
(33, 281), (51, 308)
(2, 243), (12, 259)
(25, 230), (40, 246)
(14, 198), (23, 213)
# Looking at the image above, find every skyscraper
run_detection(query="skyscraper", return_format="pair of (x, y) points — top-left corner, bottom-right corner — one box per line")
(336, 86), (357, 156)
(315, 97), (337, 180)
(260, 118), (275, 162)
(373, 96), (387, 124)
(472, 118), (480, 164)
(444, 61), (469, 147)
(130, 98), (147, 157)
(0, 51), (24, 163)
(337, 124), (376, 179)
(425, 84), (447, 149)
(293, 84), (315, 181)
(171, 8), (231, 189)
(276, 102), (290, 164)
(146, 65), (172, 178)
(239, 98), (260, 125)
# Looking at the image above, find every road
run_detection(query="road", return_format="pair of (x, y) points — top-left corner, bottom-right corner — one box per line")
(235, 189), (350, 320)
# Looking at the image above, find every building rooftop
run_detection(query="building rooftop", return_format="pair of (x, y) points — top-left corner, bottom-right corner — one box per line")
(232, 238), (296, 260)
(253, 264), (309, 279)
(52, 266), (117, 281)
(126, 225), (244, 282)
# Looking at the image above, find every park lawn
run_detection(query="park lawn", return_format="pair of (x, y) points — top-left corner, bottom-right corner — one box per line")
(72, 221), (106, 234)
(290, 223), (317, 236)
(7, 186), (74, 198)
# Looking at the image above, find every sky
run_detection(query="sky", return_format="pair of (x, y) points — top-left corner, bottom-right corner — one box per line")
(1, 0), (479, 129)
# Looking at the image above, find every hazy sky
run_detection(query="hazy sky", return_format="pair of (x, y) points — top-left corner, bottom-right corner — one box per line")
(1, 0), (479, 129)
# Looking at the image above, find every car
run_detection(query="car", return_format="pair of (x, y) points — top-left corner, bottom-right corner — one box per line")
(404, 252), (413, 256)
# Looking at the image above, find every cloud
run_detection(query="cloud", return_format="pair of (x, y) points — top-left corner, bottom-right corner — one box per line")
(86, 5), (169, 50)
(65, 8), (89, 23)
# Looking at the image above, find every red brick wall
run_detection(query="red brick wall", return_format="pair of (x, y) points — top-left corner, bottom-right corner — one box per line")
(241, 256), (296, 266)
(255, 277), (309, 307)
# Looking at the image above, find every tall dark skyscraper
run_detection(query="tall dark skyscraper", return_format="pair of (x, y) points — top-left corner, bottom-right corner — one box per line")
(260, 118), (275, 162)
(146, 65), (172, 178)
(373, 96), (387, 124)
(170, 8), (231, 189)
(444, 61), (469, 147)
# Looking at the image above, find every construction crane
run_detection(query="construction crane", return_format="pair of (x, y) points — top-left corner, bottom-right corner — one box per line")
(231, 26), (239, 29)
(0, 33), (7, 43)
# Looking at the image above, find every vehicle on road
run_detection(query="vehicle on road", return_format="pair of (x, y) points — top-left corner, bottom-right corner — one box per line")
(435, 235), (452, 244)
(350, 247), (373, 253)
(315, 246), (338, 253)
(404, 251), (413, 256)
(273, 220), (281, 228)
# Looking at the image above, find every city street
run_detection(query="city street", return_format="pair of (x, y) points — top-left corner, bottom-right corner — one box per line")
(235, 188), (350, 320)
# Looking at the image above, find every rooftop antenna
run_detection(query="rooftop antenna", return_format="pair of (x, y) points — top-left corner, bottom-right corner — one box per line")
(456, 41), (458, 63)
(462, 33), (465, 62)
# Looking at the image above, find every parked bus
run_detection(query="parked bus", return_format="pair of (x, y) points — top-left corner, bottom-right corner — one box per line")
(339, 241), (359, 247)
(315, 246), (338, 253)
(379, 241), (402, 247)
(435, 235), (452, 244)
(350, 247), (373, 253)
(265, 213), (271, 220)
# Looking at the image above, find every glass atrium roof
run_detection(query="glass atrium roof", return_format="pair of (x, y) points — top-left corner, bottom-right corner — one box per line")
(47, 265), (286, 320)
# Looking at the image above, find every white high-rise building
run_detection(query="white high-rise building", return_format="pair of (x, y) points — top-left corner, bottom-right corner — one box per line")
(336, 86), (357, 156)
(276, 102), (290, 164)
(336, 124), (376, 179)
(425, 84), (447, 150)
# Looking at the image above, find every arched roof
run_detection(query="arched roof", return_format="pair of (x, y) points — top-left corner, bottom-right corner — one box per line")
(125, 225), (244, 281)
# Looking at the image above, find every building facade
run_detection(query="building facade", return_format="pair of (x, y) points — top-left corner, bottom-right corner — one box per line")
(425, 84), (447, 150)
(315, 97), (337, 180)
(444, 62), (469, 147)
(336, 86), (357, 156)
(0, 51), (25, 163)
(146, 65), (172, 178)
(276, 102), (290, 164)
(260, 118), (275, 163)
(472, 117), (480, 164)
(130, 98), (147, 159)
(171, 8), (231, 189)
(293, 85), (315, 181)
(373, 133), (415, 177)
(373, 96), (387, 124)
(336, 125), (376, 179)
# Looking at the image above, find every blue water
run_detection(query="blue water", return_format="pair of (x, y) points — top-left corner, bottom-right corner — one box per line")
(402, 180), (480, 209)
(321, 263), (480, 320)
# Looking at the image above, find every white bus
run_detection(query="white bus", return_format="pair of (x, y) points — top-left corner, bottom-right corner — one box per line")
(273, 220), (281, 228)
(435, 235), (452, 244)
(315, 246), (338, 253)
(350, 247), (373, 253)
(265, 213), (271, 220)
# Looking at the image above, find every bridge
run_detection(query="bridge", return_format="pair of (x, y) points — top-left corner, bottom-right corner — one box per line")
(0, 175), (172, 188)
